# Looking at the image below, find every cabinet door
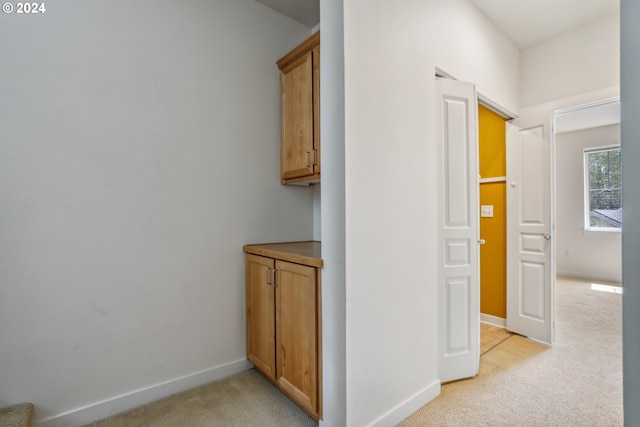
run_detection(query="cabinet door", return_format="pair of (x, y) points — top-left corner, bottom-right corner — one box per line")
(246, 254), (276, 381)
(280, 51), (315, 181)
(275, 260), (319, 415)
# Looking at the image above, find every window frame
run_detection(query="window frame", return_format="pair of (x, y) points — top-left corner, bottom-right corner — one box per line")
(583, 144), (622, 233)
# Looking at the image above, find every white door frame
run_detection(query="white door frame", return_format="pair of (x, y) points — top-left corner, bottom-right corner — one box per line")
(552, 96), (621, 278)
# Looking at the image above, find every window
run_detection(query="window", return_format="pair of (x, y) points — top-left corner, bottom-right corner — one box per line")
(584, 146), (621, 230)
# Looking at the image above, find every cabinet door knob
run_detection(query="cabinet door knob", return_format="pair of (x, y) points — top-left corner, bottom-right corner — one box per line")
(272, 269), (278, 287)
(266, 267), (272, 285)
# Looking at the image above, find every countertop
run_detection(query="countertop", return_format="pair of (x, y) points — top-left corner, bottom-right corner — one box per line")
(242, 241), (322, 268)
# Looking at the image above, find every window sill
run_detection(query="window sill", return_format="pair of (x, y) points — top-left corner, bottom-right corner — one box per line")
(584, 228), (621, 238)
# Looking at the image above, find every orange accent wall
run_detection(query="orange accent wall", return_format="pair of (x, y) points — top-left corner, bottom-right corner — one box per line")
(478, 104), (507, 319)
(479, 105), (506, 177)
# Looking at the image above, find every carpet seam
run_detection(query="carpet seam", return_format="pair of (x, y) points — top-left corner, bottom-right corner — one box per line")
(480, 333), (515, 357)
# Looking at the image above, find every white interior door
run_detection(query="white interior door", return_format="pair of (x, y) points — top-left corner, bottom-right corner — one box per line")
(506, 123), (554, 343)
(437, 78), (480, 383)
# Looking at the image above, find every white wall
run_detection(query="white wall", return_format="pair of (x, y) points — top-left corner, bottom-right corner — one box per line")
(341, 0), (518, 425)
(556, 124), (622, 282)
(0, 1), (314, 425)
(319, 1), (347, 425)
(521, 13), (619, 108)
(313, 185), (322, 240)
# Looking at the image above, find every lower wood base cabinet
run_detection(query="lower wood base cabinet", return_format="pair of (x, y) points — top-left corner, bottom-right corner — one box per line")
(243, 242), (322, 420)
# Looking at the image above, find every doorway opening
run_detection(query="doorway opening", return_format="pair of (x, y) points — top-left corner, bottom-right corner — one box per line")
(552, 98), (622, 286)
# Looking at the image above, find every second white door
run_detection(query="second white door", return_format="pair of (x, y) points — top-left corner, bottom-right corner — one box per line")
(506, 123), (554, 343)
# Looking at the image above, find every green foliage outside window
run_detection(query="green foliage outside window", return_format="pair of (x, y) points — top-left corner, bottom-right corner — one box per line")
(585, 147), (621, 229)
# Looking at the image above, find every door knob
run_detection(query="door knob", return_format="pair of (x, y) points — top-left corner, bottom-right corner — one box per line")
(478, 239), (486, 245)
(544, 234), (551, 241)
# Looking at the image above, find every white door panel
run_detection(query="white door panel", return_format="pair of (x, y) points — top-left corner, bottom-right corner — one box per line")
(437, 78), (479, 383)
(506, 123), (553, 343)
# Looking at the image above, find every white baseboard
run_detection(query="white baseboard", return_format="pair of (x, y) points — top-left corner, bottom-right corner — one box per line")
(556, 271), (622, 285)
(35, 359), (253, 427)
(366, 379), (441, 427)
(480, 313), (506, 328)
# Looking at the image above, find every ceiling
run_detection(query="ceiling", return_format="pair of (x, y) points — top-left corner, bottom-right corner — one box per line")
(468, 0), (619, 49)
(254, 0), (320, 28)
(254, 0), (618, 49)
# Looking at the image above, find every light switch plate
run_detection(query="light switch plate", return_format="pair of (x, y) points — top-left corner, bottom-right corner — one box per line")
(481, 205), (494, 218)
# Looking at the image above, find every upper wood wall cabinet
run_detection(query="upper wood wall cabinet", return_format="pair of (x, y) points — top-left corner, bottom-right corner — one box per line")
(277, 32), (320, 185)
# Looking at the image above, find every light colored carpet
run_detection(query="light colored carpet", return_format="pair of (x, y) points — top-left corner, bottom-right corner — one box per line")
(82, 370), (317, 427)
(480, 323), (512, 355)
(398, 276), (623, 426)
(0, 402), (34, 427)
(83, 276), (621, 427)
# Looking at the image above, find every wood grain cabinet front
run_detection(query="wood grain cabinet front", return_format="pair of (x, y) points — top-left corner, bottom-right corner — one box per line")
(245, 254), (277, 380)
(244, 245), (322, 420)
(277, 32), (320, 185)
